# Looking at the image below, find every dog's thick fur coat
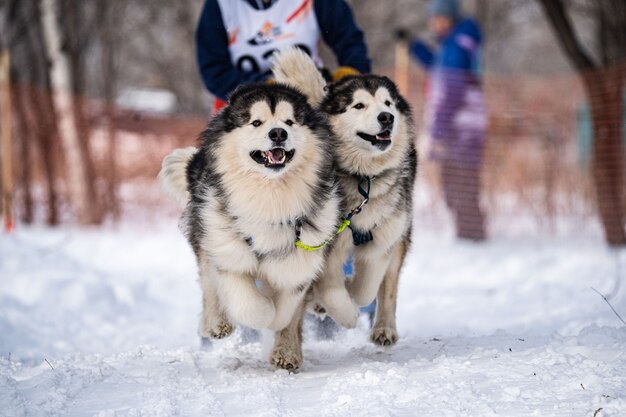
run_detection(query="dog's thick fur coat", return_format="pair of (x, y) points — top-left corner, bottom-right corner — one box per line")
(160, 83), (341, 369)
(273, 48), (417, 347)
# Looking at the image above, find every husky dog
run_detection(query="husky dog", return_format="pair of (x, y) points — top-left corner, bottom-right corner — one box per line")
(273, 48), (417, 347)
(159, 83), (341, 369)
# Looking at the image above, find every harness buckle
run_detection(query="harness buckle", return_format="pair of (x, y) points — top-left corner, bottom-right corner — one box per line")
(351, 197), (369, 216)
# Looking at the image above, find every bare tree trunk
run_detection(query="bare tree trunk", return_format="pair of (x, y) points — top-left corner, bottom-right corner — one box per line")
(537, 0), (626, 246)
(63, 2), (102, 223)
(103, 76), (120, 221)
(0, 49), (14, 232)
(22, 1), (61, 225)
(475, 0), (489, 32)
(12, 83), (34, 224)
(583, 68), (625, 245)
(40, 0), (91, 224)
(541, 122), (558, 235)
(101, 1), (120, 220)
(474, 0), (489, 66)
(71, 77), (102, 223)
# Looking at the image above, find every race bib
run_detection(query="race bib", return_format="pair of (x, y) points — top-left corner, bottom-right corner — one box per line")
(217, 0), (322, 75)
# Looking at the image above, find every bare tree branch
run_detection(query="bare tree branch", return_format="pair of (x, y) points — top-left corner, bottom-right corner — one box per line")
(536, 0), (597, 71)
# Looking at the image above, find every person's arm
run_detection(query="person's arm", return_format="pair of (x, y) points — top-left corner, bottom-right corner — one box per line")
(195, 0), (269, 101)
(314, 0), (371, 74)
(409, 40), (435, 69)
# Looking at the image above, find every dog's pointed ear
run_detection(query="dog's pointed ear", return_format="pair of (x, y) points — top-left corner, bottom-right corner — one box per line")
(380, 75), (393, 84)
(381, 76), (411, 114)
(321, 80), (348, 114)
(380, 76), (399, 94)
(227, 84), (249, 105)
(320, 89), (343, 115)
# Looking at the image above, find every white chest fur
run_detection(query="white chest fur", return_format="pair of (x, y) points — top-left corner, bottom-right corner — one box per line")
(198, 183), (340, 291)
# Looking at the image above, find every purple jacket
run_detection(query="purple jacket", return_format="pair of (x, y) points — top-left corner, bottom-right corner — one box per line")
(410, 19), (487, 165)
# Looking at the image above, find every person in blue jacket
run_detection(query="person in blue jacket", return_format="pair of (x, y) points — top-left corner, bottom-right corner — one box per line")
(196, 0), (371, 112)
(409, 0), (487, 241)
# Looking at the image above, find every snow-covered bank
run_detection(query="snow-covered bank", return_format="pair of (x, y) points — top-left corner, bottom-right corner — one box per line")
(1, 218), (624, 416)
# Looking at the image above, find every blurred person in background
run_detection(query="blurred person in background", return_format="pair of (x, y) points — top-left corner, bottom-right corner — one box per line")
(195, 0), (375, 336)
(196, 0), (371, 114)
(408, 0), (487, 241)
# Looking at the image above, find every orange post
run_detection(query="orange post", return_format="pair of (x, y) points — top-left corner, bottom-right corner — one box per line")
(1, 49), (14, 233)
(395, 38), (409, 97)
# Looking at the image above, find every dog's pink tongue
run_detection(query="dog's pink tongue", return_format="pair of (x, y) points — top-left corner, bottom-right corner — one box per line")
(268, 149), (284, 164)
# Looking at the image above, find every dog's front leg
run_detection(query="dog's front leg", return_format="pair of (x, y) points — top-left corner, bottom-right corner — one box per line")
(269, 285), (308, 331)
(348, 251), (392, 307)
(198, 252), (234, 339)
(370, 240), (407, 346)
(270, 299), (304, 371)
(315, 241), (360, 328)
(215, 270), (276, 329)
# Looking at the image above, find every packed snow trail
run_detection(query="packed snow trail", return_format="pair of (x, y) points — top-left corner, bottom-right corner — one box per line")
(1, 219), (624, 416)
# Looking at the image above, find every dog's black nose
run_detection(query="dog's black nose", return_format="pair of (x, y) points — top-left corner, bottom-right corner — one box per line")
(269, 127), (288, 143)
(378, 112), (394, 127)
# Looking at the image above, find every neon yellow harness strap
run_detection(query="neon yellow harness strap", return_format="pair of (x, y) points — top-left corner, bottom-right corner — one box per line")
(295, 219), (351, 252)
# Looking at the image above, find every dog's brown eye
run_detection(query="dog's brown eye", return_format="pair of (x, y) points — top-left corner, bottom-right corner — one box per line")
(353, 103), (365, 110)
(251, 120), (262, 127)
(385, 100), (392, 107)
(285, 120), (294, 126)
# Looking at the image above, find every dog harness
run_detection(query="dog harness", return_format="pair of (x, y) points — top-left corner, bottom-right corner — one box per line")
(294, 175), (375, 252)
(294, 218), (352, 252)
(347, 176), (375, 246)
(243, 175), (376, 254)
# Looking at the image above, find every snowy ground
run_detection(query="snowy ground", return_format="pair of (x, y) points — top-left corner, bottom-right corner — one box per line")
(1, 213), (625, 416)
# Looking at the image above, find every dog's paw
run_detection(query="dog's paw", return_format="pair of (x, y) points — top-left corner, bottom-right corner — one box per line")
(306, 302), (327, 320)
(321, 288), (359, 329)
(313, 303), (326, 315)
(305, 294), (328, 319)
(270, 345), (302, 371)
(370, 326), (398, 347)
(201, 319), (235, 339)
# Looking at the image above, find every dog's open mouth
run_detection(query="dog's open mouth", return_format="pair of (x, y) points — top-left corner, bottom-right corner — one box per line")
(250, 148), (296, 169)
(357, 129), (393, 150)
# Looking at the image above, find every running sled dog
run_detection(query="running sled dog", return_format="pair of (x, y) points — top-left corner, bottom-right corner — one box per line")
(273, 48), (417, 347)
(159, 82), (342, 369)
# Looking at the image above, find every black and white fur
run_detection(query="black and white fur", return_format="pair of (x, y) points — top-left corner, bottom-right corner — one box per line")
(159, 83), (341, 369)
(273, 48), (417, 347)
